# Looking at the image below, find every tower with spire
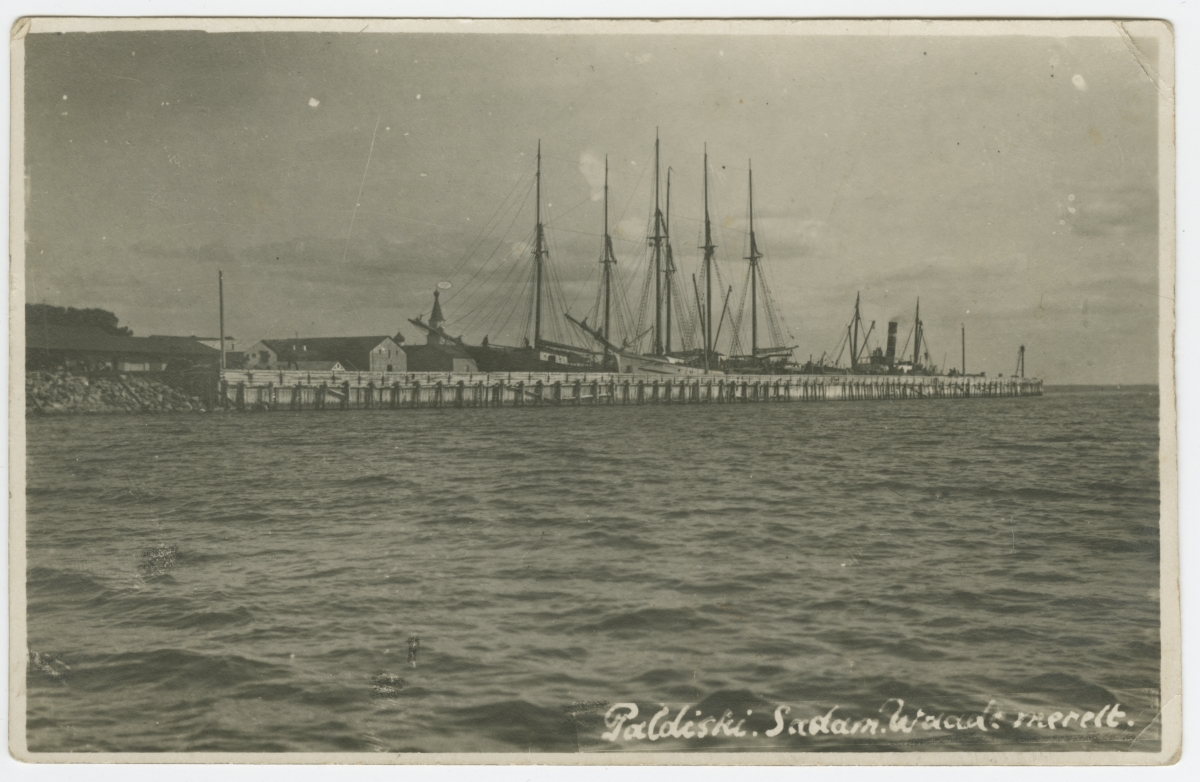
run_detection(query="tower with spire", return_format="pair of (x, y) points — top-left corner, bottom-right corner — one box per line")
(427, 290), (446, 346)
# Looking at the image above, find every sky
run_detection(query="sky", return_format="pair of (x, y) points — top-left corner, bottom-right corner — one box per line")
(22, 24), (1164, 383)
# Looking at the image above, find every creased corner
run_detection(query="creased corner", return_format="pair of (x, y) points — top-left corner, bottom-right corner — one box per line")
(11, 17), (31, 42)
(1113, 21), (1173, 103)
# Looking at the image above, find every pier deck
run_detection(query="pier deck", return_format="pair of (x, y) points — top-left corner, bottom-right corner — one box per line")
(218, 370), (1043, 411)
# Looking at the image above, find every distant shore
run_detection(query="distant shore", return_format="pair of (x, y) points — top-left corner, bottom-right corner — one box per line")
(1042, 385), (1158, 392)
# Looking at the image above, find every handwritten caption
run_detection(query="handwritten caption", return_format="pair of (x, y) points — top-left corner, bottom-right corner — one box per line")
(597, 699), (1136, 743)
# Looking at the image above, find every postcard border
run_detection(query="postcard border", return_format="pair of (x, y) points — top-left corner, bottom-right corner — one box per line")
(6, 15), (1180, 767)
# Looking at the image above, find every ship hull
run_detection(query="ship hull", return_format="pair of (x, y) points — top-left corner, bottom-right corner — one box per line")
(463, 344), (601, 374)
(612, 351), (722, 376)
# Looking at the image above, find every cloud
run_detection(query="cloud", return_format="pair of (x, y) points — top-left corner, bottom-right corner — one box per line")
(131, 235), (460, 291)
(22, 30), (1162, 383)
(130, 240), (238, 263)
(1066, 185), (1158, 239)
(613, 216), (647, 243)
(713, 214), (836, 262)
(578, 150), (607, 202)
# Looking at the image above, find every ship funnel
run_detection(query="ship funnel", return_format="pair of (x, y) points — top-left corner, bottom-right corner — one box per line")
(885, 321), (898, 365)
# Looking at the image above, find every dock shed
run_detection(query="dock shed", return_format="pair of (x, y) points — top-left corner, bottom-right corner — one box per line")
(246, 336), (405, 373)
(26, 324), (221, 373)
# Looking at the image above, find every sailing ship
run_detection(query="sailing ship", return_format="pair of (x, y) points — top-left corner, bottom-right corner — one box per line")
(407, 142), (601, 373)
(409, 134), (797, 376)
(567, 134), (797, 375)
(720, 160), (798, 374)
(564, 134), (722, 376)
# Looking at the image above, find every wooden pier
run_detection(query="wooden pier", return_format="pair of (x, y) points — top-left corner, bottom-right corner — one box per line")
(218, 370), (1043, 411)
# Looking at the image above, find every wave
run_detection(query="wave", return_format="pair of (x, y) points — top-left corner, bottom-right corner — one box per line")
(23, 393), (1161, 753)
(60, 648), (290, 693)
(334, 474), (409, 488)
(446, 699), (580, 752)
(28, 567), (109, 598)
(576, 607), (721, 637)
(1011, 673), (1118, 706)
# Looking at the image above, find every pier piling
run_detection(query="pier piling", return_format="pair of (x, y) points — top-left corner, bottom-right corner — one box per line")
(216, 370), (1042, 412)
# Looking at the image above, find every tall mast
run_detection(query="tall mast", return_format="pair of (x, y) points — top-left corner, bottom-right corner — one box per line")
(533, 141), (546, 350)
(651, 130), (664, 355)
(664, 168), (674, 354)
(851, 292), (861, 369)
(601, 155), (617, 345)
(746, 161), (762, 357)
(961, 323), (966, 375)
(912, 298), (922, 366)
(702, 144), (717, 367)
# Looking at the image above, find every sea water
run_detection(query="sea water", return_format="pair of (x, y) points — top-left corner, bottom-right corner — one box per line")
(23, 387), (1161, 752)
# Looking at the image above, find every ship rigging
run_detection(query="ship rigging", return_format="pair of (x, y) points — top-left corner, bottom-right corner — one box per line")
(405, 134), (1004, 381)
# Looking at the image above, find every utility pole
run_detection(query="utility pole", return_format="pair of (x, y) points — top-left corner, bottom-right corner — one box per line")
(218, 270), (226, 371)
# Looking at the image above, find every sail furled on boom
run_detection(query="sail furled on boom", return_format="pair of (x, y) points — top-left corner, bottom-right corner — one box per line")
(582, 154), (640, 353)
(580, 152), (648, 353)
(600, 155), (616, 344)
(628, 134), (709, 358)
(435, 142), (589, 351)
(654, 134), (666, 354)
(726, 162), (796, 363)
(663, 167), (700, 353)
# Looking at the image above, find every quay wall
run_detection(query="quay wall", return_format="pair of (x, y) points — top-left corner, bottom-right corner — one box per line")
(218, 369), (1043, 411)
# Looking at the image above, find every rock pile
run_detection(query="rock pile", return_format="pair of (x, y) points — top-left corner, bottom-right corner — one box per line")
(26, 371), (210, 415)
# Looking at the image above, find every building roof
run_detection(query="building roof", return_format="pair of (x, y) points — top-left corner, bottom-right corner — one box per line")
(26, 324), (221, 357)
(259, 336), (398, 372)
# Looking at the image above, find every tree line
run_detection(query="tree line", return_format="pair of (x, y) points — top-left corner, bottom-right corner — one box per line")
(26, 304), (133, 337)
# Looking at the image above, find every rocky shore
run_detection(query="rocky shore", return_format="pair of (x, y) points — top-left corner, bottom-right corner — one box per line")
(26, 371), (211, 415)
